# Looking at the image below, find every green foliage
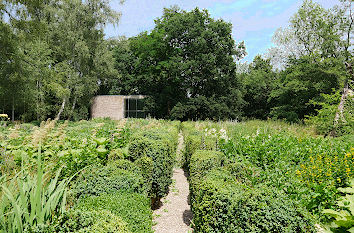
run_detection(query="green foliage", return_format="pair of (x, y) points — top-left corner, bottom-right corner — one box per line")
(183, 120), (353, 232)
(0, 156), (69, 233)
(192, 168), (316, 232)
(322, 179), (354, 233)
(72, 160), (148, 199)
(270, 56), (343, 122)
(189, 149), (224, 209)
(25, 209), (131, 233)
(221, 126), (353, 215)
(183, 131), (217, 169)
(77, 192), (152, 233)
(135, 156), (153, 195)
(189, 150), (223, 182)
(306, 91), (354, 136)
(241, 55), (277, 119)
(0, 0), (122, 121)
(111, 7), (245, 119)
(128, 134), (175, 199)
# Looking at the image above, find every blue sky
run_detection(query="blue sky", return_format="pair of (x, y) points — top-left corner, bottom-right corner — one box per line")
(105, 0), (338, 62)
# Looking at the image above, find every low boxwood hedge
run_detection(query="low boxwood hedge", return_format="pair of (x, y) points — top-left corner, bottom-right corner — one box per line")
(192, 168), (316, 233)
(189, 149), (223, 183)
(189, 150), (224, 207)
(184, 133), (217, 170)
(128, 132), (176, 199)
(72, 159), (148, 198)
(77, 192), (153, 233)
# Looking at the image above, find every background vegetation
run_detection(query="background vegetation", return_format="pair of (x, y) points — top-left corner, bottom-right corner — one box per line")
(0, 0), (352, 136)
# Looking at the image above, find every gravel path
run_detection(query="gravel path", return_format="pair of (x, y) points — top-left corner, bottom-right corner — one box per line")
(153, 133), (193, 233)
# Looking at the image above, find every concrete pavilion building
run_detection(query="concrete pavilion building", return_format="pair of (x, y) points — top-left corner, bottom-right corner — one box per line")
(91, 95), (146, 120)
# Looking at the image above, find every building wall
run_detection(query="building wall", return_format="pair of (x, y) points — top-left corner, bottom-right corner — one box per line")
(91, 95), (145, 120)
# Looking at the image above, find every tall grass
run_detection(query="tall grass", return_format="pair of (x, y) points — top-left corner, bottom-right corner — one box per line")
(0, 147), (69, 233)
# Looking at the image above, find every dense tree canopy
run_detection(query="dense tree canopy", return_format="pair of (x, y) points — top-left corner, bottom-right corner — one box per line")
(108, 7), (246, 120)
(241, 56), (276, 119)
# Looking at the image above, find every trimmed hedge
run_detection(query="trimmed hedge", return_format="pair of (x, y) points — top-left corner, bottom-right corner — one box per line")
(77, 192), (153, 233)
(50, 209), (130, 233)
(188, 150), (316, 232)
(128, 131), (176, 199)
(72, 159), (148, 198)
(24, 209), (131, 233)
(192, 168), (316, 233)
(184, 133), (217, 169)
(189, 150), (224, 182)
(189, 150), (224, 210)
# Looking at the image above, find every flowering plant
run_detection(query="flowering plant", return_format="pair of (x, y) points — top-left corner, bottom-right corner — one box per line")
(0, 114), (9, 121)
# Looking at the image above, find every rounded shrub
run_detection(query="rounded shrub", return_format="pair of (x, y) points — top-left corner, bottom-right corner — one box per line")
(184, 133), (217, 169)
(72, 160), (148, 198)
(25, 209), (130, 233)
(192, 168), (316, 233)
(77, 192), (153, 233)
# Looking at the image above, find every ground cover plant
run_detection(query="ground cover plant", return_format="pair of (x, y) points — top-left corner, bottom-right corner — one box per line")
(0, 118), (179, 232)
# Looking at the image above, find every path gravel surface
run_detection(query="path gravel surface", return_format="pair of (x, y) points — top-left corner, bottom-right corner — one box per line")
(153, 133), (193, 233)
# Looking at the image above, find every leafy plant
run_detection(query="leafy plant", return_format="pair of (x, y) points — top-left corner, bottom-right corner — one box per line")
(72, 160), (148, 198)
(77, 192), (153, 233)
(0, 151), (69, 232)
(322, 179), (354, 233)
(306, 91), (354, 136)
(128, 132), (176, 200)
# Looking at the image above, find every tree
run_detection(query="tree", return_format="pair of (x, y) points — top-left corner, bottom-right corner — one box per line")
(331, 0), (353, 136)
(241, 55), (277, 119)
(266, 0), (353, 126)
(267, 0), (352, 69)
(112, 7), (246, 120)
(270, 56), (344, 122)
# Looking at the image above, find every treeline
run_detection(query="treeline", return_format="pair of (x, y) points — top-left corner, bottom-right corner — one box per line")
(0, 0), (353, 134)
(0, 0), (120, 121)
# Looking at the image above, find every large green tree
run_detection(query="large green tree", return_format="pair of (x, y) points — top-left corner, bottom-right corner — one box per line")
(270, 56), (344, 122)
(266, 0), (352, 124)
(111, 7), (246, 120)
(241, 56), (277, 119)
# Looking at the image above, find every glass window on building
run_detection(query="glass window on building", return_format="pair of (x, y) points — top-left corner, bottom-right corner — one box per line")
(124, 98), (146, 118)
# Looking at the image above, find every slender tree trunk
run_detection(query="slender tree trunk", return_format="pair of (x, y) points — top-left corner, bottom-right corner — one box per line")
(68, 97), (77, 120)
(55, 98), (66, 120)
(12, 95), (14, 122)
(36, 80), (39, 121)
(331, 62), (353, 137)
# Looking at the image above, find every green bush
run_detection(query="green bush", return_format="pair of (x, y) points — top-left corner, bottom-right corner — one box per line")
(77, 192), (152, 233)
(128, 135), (175, 199)
(189, 150), (223, 181)
(192, 168), (316, 233)
(27, 209), (131, 233)
(223, 160), (261, 186)
(306, 91), (354, 136)
(189, 150), (224, 205)
(184, 134), (216, 169)
(138, 128), (178, 152)
(135, 156), (153, 195)
(72, 160), (148, 198)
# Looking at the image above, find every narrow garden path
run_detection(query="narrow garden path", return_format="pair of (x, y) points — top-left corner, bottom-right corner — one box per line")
(153, 133), (193, 233)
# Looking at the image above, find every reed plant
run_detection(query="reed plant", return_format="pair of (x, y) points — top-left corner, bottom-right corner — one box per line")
(0, 147), (69, 232)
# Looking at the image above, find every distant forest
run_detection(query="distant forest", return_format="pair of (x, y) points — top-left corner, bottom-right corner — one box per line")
(0, 0), (353, 135)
